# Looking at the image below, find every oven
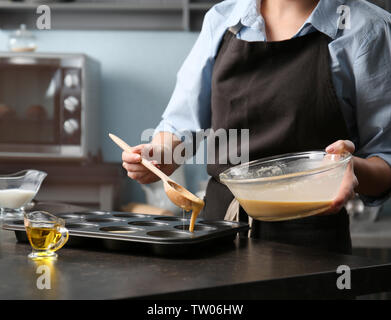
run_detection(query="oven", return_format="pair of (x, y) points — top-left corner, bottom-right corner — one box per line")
(0, 52), (100, 160)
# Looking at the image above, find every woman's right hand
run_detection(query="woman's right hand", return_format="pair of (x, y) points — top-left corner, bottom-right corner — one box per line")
(122, 143), (177, 184)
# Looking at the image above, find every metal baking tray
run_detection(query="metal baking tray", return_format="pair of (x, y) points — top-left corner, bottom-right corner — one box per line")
(2, 211), (249, 256)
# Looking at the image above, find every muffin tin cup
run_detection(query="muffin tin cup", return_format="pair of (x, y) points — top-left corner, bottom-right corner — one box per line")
(2, 211), (249, 256)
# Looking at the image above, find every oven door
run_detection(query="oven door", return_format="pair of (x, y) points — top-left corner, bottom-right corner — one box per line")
(0, 59), (64, 157)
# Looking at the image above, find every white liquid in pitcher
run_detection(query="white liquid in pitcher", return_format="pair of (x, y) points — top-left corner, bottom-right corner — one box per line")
(0, 189), (36, 209)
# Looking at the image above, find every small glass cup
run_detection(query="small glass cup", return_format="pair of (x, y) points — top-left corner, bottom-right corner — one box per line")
(24, 211), (69, 260)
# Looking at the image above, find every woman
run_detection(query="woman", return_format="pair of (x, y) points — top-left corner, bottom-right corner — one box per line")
(122, 0), (391, 254)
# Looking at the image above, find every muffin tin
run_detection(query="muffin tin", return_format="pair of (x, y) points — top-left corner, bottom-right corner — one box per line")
(2, 211), (249, 256)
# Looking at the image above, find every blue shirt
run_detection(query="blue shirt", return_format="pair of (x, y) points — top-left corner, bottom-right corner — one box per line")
(155, 0), (391, 203)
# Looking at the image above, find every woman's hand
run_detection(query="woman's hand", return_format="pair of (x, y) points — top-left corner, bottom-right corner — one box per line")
(122, 143), (177, 184)
(122, 133), (181, 185)
(322, 140), (359, 214)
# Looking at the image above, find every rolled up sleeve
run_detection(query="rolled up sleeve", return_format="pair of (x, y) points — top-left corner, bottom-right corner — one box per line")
(354, 21), (391, 205)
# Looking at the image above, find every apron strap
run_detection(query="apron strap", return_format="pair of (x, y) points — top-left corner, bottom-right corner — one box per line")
(224, 198), (239, 221)
(224, 197), (253, 238)
(228, 21), (244, 36)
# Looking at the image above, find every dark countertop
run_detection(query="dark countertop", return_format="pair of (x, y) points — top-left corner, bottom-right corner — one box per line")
(2, 224), (391, 300)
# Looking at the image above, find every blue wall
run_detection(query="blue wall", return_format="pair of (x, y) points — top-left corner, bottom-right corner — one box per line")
(0, 30), (209, 204)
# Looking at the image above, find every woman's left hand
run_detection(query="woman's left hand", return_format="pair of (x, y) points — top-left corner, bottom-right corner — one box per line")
(322, 140), (359, 214)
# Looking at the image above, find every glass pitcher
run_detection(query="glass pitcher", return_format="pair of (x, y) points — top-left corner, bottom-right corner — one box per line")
(24, 211), (69, 260)
(0, 170), (47, 220)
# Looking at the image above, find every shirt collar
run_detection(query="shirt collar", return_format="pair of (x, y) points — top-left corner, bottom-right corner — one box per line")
(306, 0), (346, 39)
(227, 0), (346, 40)
(226, 0), (256, 28)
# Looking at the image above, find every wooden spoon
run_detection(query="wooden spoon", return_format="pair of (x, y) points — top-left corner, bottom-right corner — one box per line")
(109, 133), (204, 231)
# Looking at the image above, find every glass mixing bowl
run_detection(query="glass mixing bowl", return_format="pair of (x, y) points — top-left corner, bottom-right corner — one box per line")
(219, 151), (352, 221)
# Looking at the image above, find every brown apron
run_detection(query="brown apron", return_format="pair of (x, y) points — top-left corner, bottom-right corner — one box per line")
(203, 24), (352, 254)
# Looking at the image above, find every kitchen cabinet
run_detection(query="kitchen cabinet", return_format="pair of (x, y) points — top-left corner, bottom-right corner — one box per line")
(0, 161), (122, 211)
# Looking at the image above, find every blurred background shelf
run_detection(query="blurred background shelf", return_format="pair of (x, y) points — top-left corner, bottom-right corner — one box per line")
(0, 0), (216, 31)
(0, 0), (389, 30)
